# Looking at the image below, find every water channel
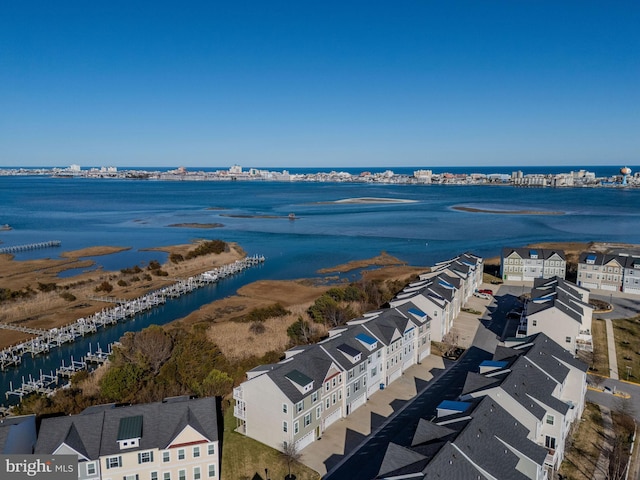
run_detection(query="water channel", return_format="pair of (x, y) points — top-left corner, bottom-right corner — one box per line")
(0, 262), (268, 407)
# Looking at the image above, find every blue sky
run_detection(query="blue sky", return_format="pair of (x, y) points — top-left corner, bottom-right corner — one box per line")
(1, 1), (638, 168)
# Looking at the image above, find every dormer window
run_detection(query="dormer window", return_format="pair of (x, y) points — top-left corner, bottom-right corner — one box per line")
(285, 370), (314, 394)
(117, 415), (143, 450)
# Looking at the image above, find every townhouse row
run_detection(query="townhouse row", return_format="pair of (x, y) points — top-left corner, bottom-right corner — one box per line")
(577, 251), (640, 294)
(1, 396), (220, 480)
(233, 253), (483, 452)
(501, 246), (640, 296)
(378, 332), (588, 480)
(500, 247), (567, 283)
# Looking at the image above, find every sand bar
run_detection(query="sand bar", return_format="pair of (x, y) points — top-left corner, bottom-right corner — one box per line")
(317, 197), (417, 204)
(452, 205), (564, 215)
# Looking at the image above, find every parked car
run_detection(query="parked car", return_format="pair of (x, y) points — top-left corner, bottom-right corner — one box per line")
(473, 291), (491, 300)
(478, 289), (494, 295)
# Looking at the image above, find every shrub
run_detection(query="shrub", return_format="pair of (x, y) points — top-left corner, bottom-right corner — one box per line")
(147, 260), (162, 271)
(185, 240), (227, 259)
(120, 265), (142, 274)
(117, 279), (128, 287)
(37, 282), (58, 292)
(60, 292), (76, 302)
(249, 322), (266, 335)
(170, 253), (184, 263)
(95, 281), (113, 293)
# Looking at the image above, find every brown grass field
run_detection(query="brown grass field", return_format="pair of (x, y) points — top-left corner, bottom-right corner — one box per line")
(0, 242), (247, 349)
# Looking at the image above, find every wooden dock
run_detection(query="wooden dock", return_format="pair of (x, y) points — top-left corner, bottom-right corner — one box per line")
(0, 254), (265, 371)
(0, 240), (61, 254)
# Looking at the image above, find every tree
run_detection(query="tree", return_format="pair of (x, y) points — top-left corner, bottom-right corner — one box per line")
(280, 441), (301, 480)
(287, 317), (317, 345)
(100, 363), (145, 402)
(117, 325), (173, 375)
(198, 369), (233, 397)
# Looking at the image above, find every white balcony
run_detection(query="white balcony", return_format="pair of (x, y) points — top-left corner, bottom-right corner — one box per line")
(233, 386), (243, 401)
(576, 334), (593, 352)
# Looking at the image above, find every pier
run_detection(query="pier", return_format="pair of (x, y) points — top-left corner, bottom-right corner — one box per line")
(4, 343), (111, 401)
(0, 240), (61, 255)
(0, 255), (265, 371)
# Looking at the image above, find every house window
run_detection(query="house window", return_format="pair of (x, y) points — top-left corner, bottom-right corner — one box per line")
(545, 436), (557, 450)
(282, 403), (288, 414)
(294, 421), (299, 434)
(283, 421), (288, 433)
(194, 467), (201, 480)
(338, 389), (342, 400)
(151, 473), (158, 480)
(178, 449), (185, 460)
(296, 400), (304, 413)
(348, 369), (354, 379)
(138, 451), (154, 464)
(546, 415), (555, 425)
(359, 363), (366, 373)
(163, 451), (170, 463)
(326, 398), (330, 409)
(179, 470), (186, 480)
(346, 386), (350, 398)
(193, 446), (200, 458)
(532, 320), (537, 327)
(325, 382), (330, 392)
(208, 464), (216, 478)
(332, 377), (337, 387)
(106, 456), (122, 469)
(371, 366), (377, 377)
(566, 337), (571, 343)
(86, 462), (96, 475)
(163, 474), (171, 480)
(312, 392), (318, 403)
(332, 393), (337, 404)
(316, 406), (322, 419)
(304, 413), (311, 427)
(124, 475), (139, 480)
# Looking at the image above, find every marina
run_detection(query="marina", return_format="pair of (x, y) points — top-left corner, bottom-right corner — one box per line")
(0, 255), (264, 409)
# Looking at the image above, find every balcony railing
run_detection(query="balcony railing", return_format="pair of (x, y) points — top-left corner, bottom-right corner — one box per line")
(233, 386), (243, 401)
(576, 334), (593, 352)
(234, 404), (246, 420)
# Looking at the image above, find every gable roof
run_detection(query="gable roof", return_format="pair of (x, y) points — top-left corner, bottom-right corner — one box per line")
(35, 397), (218, 459)
(502, 247), (566, 261)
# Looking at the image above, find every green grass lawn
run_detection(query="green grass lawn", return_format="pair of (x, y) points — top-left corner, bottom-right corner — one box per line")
(559, 402), (604, 480)
(221, 405), (321, 480)
(612, 315), (640, 382)
(590, 318), (610, 376)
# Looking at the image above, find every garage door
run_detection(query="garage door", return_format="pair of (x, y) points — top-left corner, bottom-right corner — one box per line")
(506, 275), (522, 281)
(388, 369), (402, 384)
(324, 407), (342, 429)
(350, 394), (366, 413)
(295, 430), (315, 451)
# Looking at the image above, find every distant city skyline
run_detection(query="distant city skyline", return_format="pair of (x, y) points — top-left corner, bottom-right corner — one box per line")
(1, 1), (638, 168)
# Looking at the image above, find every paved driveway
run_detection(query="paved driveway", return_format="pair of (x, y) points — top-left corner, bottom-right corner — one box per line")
(299, 355), (448, 476)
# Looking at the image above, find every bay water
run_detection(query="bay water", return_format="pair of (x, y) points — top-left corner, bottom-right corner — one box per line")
(1, 173), (639, 403)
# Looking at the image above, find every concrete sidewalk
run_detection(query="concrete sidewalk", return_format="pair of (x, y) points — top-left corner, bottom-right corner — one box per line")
(299, 355), (448, 476)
